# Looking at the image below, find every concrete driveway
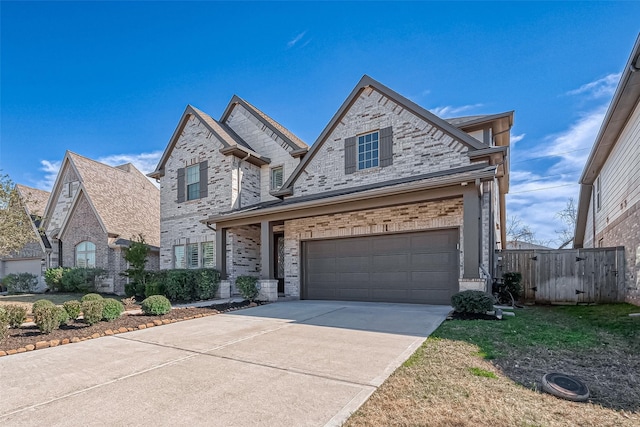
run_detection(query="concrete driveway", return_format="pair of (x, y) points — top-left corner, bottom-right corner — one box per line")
(0, 300), (449, 426)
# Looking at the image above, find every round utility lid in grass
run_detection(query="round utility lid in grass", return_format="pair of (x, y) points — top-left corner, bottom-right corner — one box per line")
(541, 372), (590, 402)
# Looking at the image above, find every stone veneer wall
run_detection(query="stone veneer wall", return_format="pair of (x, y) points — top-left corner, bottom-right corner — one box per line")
(227, 225), (261, 293)
(159, 116), (231, 269)
(283, 198), (464, 297)
(292, 87), (472, 197)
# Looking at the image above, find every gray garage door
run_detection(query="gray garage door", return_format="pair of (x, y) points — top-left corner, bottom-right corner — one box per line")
(302, 229), (459, 305)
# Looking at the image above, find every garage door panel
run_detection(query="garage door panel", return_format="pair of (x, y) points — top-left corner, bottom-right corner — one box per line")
(371, 254), (410, 271)
(303, 229), (458, 305)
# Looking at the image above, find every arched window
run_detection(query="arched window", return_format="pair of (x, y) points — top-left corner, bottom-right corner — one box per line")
(76, 241), (96, 268)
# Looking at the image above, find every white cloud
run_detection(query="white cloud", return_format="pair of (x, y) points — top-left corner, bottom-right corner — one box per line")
(287, 31), (307, 48)
(506, 105), (607, 245)
(430, 103), (483, 118)
(511, 133), (525, 146)
(566, 73), (621, 99)
(36, 151), (162, 192)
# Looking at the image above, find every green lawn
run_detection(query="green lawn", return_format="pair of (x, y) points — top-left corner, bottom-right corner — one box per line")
(347, 304), (640, 427)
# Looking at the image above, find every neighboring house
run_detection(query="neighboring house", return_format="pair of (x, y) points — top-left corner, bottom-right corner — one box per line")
(506, 241), (553, 250)
(151, 75), (513, 304)
(42, 151), (161, 294)
(0, 184), (51, 290)
(574, 34), (640, 304)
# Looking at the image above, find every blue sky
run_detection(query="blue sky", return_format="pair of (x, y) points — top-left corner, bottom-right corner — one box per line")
(2, 1), (639, 245)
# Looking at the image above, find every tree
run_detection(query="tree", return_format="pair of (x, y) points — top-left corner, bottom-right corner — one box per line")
(122, 234), (151, 297)
(0, 173), (38, 257)
(506, 215), (536, 244)
(555, 197), (577, 248)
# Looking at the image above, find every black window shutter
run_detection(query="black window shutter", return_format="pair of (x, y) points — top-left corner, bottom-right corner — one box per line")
(199, 160), (208, 199)
(177, 167), (185, 203)
(344, 136), (356, 174)
(380, 126), (393, 167)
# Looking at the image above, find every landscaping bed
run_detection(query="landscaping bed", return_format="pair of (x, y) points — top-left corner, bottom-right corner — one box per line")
(0, 300), (252, 355)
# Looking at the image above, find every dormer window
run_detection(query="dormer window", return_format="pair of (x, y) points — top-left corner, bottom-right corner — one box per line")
(271, 166), (283, 190)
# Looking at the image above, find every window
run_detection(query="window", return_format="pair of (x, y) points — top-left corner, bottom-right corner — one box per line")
(357, 131), (379, 170)
(271, 166), (283, 190)
(174, 242), (215, 269)
(186, 165), (200, 201)
(174, 246), (185, 269)
(76, 241), (96, 268)
(202, 242), (215, 268)
(186, 243), (199, 269)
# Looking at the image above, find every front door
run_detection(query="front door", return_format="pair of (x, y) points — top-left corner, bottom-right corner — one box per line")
(274, 233), (285, 294)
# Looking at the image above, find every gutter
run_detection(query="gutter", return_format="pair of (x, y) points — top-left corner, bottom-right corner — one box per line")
(203, 167), (497, 225)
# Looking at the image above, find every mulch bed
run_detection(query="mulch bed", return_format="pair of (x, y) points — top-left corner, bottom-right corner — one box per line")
(0, 300), (254, 356)
(447, 311), (501, 320)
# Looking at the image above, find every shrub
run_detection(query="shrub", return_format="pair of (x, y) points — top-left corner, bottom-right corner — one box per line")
(451, 290), (494, 314)
(4, 304), (27, 328)
(33, 305), (63, 334)
(3, 272), (39, 293)
(81, 293), (104, 302)
(57, 307), (69, 325)
(44, 267), (69, 292)
(141, 295), (171, 315)
(502, 272), (523, 301)
(125, 282), (146, 299)
(0, 307), (8, 341)
(144, 281), (165, 298)
(60, 268), (107, 293)
(81, 300), (105, 325)
(32, 299), (55, 313)
(236, 276), (259, 301)
(102, 299), (124, 321)
(152, 269), (220, 302)
(63, 300), (82, 322)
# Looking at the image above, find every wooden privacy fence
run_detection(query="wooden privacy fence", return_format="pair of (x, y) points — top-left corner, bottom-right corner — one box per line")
(495, 247), (626, 304)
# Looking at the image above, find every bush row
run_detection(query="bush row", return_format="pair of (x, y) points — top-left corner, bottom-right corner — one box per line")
(2, 273), (39, 293)
(44, 267), (108, 293)
(125, 268), (220, 302)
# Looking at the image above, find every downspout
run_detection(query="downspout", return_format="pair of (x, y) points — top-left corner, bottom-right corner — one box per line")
(591, 185), (597, 247)
(236, 152), (251, 209)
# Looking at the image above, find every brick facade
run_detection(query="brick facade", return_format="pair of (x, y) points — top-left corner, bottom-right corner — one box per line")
(283, 198), (464, 297)
(292, 87), (472, 197)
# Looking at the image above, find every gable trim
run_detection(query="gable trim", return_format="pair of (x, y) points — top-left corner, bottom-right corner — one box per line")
(221, 95), (309, 154)
(57, 186), (108, 241)
(148, 105), (268, 179)
(280, 75), (490, 194)
(42, 152), (81, 230)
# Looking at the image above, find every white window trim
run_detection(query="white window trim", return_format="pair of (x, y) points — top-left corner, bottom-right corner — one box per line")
(186, 164), (200, 201)
(270, 165), (284, 190)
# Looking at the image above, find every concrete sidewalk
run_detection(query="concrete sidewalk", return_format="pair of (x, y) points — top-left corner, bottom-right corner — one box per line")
(0, 300), (450, 427)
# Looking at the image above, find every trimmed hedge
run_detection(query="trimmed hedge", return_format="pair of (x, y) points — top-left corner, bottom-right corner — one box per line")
(82, 300), (104, 325)
(451, 290), (494, 314)
(151, 269), (220, 302)
(3, 273), (39, 293)
(33, 305), (64, 334)
(32, 299), (55, 313)
(4, 304), (27, 328)
(81, 293), (104, 302)
(63, 300), (82, 322)
(102, 299), (124, 321)
(0, 308), (8, 341)
(141, 295), (171, 315)
(236, 276), (258, 301)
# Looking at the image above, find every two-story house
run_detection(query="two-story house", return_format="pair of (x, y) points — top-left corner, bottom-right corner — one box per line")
(574, 34), (640, 304)
(42, 151), (160, 293)
(152, 76), (512, 305)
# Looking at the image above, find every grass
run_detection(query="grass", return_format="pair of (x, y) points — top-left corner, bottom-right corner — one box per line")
(0, 293), (121, 314)
(345, 304), (640, 427)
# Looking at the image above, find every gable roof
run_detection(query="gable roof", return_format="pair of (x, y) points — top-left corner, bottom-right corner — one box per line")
(279, 75), (491, 195)
(47, 151), (160, 247)
(15, 184), (50, 217)
(446, 112), (514, 132)
(575, 33), (640, 247)
(148, 105), (270, 179)
(221, 95), (308, 153)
